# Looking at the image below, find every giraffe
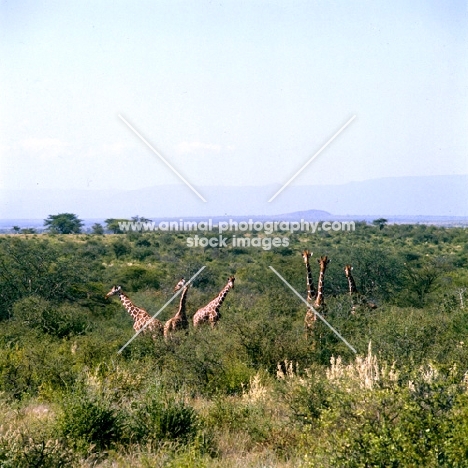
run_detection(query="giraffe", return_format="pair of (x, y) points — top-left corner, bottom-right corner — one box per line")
(344, 264), (358, 314)
(344, 265), (358, 294)
(164, 284), (190, 339)
(302, 250), (317, 302)
(302, 250), (317, 331)
(305, 255), (330, 331)
(344, 264), (377, 312)
(105, 285), (163, 337)
(314, 256), (330, 309)
(193, 276), (235, 328)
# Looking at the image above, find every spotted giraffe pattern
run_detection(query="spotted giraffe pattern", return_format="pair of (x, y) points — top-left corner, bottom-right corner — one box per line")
(305, 255), (330, 333)
(105, 285), (163, 337)
(302, 250), (318, 330)
(302, 250), (317, 302)
(193, 276), (235, 328)
(164, 285), (190, 339)
(314, 256), (330, 309)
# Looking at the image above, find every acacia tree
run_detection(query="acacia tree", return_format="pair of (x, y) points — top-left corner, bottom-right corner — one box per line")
(372, 218), (388, 230)
(44, 213), (84, 234)
(91, 223), (104, 235)
(403, 257), (452, 307)
(105, 218), (129, 234)
(131, 215), (152, 223)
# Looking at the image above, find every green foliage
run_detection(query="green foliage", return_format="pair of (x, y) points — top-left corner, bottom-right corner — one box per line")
(372, 218), (388, 230)
(91, 222), (104, 235)
(111, 238), (132, 258)
(0, 224), (467, 464)
(0, 424), (74, 468)
(111, 265), (160, 291)
(105, 218), (128, 234)
(132, 395), (198, 443)
(44, 213), (83, 234)
(57, 391), (122, 452)
(0, 238), (101, 318)
(13, 296), (89, 338)
(400, 256), (453, 307)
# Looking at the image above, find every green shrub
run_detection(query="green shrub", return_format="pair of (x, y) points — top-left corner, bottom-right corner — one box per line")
(57, 392), (122, 451)
(112, 239), (132, 258)
(204, 396), (271, 445)
(111, 265), (160, 291)
(132, 246), (154, 261)
(13, 296), (89, 338)
(0, 427), (74, 468)
(132, 396), (198, 443)
(445, 394), (468, 467)
(0, 238), (100, 318)
(282, 366), (331, 423)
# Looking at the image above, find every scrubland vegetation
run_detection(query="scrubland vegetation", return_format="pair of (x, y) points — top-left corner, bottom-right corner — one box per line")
(0, 222), (468, 467)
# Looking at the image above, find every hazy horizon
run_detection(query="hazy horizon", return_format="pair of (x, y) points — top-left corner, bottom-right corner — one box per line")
(1, 174), (467, 221)
(1, 1), (467, 216)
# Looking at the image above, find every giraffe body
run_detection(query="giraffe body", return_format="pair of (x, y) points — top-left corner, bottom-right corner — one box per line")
(105, 285), (163, 337)
(193, 276), (235, 328)
(164, 285), (189, 339)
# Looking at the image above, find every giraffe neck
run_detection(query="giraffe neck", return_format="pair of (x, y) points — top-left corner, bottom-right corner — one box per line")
(209, 282), (233, 311)
(314, 269), (326, 307)
(119, 293), (146, 322)
(175, 287), (188, 319)
(304, 258), (316, 301)
(346, 273), (357, 295)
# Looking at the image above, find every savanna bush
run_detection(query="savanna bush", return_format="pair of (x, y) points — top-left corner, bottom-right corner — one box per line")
(0, 238), (100, 318)
(110, 265), (160, 291)
(57, 391), (123, 452)
(111, 239), (132, 258)
(131, 396), (198, 444)
(12, 296), (90, 338)
(0, 338), (77, 398)
(204, 396), (271, 445)
(0, 427), (74, 468)
(0, 400), (74, 468)
(293, 351), (468, 467)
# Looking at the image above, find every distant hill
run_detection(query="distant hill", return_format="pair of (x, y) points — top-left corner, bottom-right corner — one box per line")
(1, 175), (467, 220)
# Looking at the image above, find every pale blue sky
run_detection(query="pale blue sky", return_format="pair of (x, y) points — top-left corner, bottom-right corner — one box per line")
(1, 0), (467, 193)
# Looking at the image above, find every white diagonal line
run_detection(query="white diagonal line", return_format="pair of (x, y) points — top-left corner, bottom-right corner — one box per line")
(119, 114), (207, 202)
(268, 115), (356, 202)
(117, 266), (206, 354)
(269, 266), (357, 354)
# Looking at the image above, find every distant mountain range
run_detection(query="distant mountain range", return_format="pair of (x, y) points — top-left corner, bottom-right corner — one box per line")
(1, 175), (467, 225)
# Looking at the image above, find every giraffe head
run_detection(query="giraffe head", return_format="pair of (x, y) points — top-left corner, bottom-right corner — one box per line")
(317, 256), (330, 271)
(344, 264), (353, 277)
(173, 277), (186, 292)
(227, 275), (235, 289)
(302, 249), (312, 263)
(105, 285), (122, 298)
